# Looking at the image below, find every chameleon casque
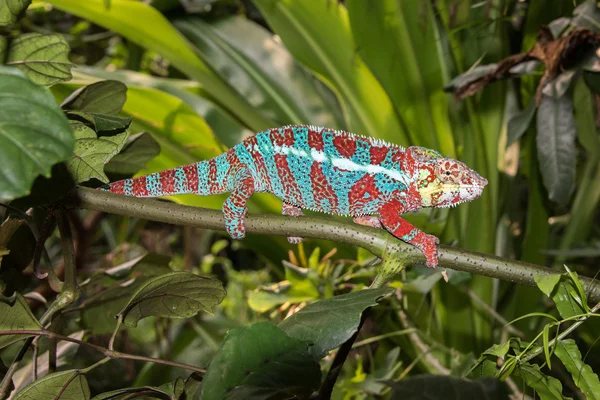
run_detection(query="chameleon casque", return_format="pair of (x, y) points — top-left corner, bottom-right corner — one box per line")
(102, 125), (488, 268)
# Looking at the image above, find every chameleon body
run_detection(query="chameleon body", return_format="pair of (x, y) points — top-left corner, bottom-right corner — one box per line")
(102, 125), (488, 268)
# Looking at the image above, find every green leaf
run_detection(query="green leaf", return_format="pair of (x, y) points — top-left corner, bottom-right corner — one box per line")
(5, 33), (73, 85)
(0, 67), (73, 201)
(66, 121), (129, 184)
(253, 0), (406, 144)
(346, 0), (455, 154)
(202, 322), (321, 400)
(247, 290), (315, 313)
(104, 132), (160, 176)
(92, 381), (182, 399)
(46, 0), (272, 131)
(117, 271), (226, 327)
(174, 16), (343, 129)
(67, 111), (131, 134)
(572, 1), (600, 31)
(0, 0), (31, 27)
(554, 339), (600, 400)
(543, 324), (552, 369)
(517, 364), (570, 400)
(61, 80), (127, 116)
(549, 274), (587, 319)
(387, 375), (509, 400)
(15, 370), (90, 400)
(507, 97), (537, 147)
(0, 218), (24, 263)
(0, 357), (14, 395)
(535, 273), (562, 297)
(0, 293), (42, 349)
(278, 288), (393, 358)
(536, 94), (576, 204)
(542, 71), (578, 98)
(444, 64), (498, 92)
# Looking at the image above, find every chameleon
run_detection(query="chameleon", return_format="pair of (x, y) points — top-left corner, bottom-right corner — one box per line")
(101, 125), (488, 268)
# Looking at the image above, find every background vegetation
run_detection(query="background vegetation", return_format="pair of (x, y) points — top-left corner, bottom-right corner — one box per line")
(0, 0), (599, 399)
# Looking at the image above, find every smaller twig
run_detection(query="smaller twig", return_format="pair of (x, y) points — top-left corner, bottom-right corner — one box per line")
(520, 301), (600, 364)
(56, 211), (78, 293)
(0, 330), (206, 374)
(109, 315), (123, 351)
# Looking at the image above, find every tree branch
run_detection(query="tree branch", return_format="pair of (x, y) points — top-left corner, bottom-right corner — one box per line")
(65, 188), (600, 303)
(0, 330), (206, 374)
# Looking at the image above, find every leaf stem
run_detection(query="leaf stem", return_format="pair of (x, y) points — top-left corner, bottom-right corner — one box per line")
(67, 188), (600, 303)
(0, 330), (206, 375)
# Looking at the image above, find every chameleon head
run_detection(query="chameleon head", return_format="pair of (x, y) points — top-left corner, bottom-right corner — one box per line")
(414, 155), (488, 209)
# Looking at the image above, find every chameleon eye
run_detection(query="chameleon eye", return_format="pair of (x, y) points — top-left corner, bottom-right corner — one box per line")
(445, 171), (451, 176)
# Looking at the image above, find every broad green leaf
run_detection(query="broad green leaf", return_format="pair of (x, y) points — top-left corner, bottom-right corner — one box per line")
(15, 370), (90, 400)
(6, 33), (73, 85)
(572, 0), (600, 31)
(67, 111), (131, 134)
(507, 97), (537, 147)
(117, 272), (226, 327)
(92, 380), (183, 400)
(387, 375), (508, 400)
(279, 288), (393, 358)
(535, 273), (562, 297)
(253, 0), (406, 144)
(536, 94), (576, 204)
(554, 339), (600, 399)
(0, 293), (42, 349)
(61, 80), (127, 116)
(202, 322), (320, 400)
(0, 0), (30, 27)
(66, 121), (129, 184)
(104, 132), (160, 176)
(174, 16), (343, 129)
(45, 0), (272, 131)
(517, 364), (570, 400)
(549, 274), (587, 319)
(0, 67), (73, 201)
(347, 0), (454, 154)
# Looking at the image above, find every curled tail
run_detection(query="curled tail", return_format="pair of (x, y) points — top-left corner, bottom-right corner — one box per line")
(100, 154), (231, 198)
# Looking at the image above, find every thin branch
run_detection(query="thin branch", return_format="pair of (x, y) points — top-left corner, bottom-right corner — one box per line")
(0, 330), (206, 375)
(66, 188), (600, 303)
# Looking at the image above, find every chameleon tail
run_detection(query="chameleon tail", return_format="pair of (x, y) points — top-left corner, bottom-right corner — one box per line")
(100, 153), (231, 198)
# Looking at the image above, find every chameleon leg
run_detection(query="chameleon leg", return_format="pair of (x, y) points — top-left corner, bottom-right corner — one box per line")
(378, 199), (440, 268)
(222, 173), (255, 240)
(282, 202), (304, 244)
(353, 216), (383, 229)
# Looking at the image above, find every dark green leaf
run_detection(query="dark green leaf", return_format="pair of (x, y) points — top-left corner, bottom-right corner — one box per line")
(278, 288), (393, 358)
(509, 60), (542, 76)
(0, 218), (23, 263)
(554, 339), (600, 399)
(5, 33), (73, 85)
(66, 111), (131, 134)
(183, 372), (203, 400)
(387, 375), (509, 400)
(117, 272), (226, 327)
(536, 94), (576, 204)
(0, 0), (31, 27)
(0, 67), (73, 201)
(91, 380), (182, 399)
(572, 1), (600, 31)
(507, 97), (536, 147)
(202, 322), (321, 400)
(0, 293), (42, 349)
(548, 17), (571, 38)
(517, 364), (569, 400)
(61, 80), (127, 116)
(583, 71), (600, 94)
(104, 132), (160, 176)
(15, 370), (90, 400)
(542, 70), (578, 98)
(535, 273), (562, 297)
(66, 121), (129, 184)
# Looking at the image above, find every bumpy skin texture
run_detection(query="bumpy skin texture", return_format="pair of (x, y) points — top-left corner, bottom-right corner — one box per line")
(102, 125), (488, 268)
